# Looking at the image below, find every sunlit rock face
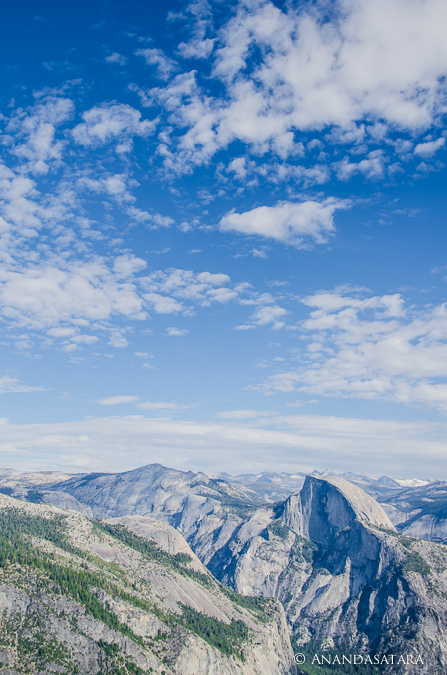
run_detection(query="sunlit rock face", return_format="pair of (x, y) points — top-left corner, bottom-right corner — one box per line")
(48, 463), (256, 563)
(282, 475), (395, 541)
(206, 477), (447, 675)
(0, 494), (296, 675)
(8, 465), (447, 673)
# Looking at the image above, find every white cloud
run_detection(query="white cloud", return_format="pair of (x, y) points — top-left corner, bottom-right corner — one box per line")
(257, 289), (447, 410)
(80, 173), (137, 201)
(0, 99), (300, 349)
(72, 103), (156, 151)
(7, 96), (74, 174)
(0, 376), (43, 394)
(166, 327), (190, 336)
(216, 409), (277, 420)
(47, 327), (77, 338)
(219, 199), (350, 247)
(248, 304), (287, 330)
(108, 332), (129, 348)
(105, 53), (128, 66)
(0, 164), (288, 352)
(137, 400), (194, 411)
(175, 0), (215, 60)
(414, 137), (446, 157)
(144, 292), (185, 314)
(141, 268), (236, 308)
(255, 162), (330, 189)
(70, 334), (99, 345)
(132, 211), (175, 228)
(336, 151), (385, 181)
(113, 254), (147, 279)
(234, 324), (255, 331)
(152, 0), (447, 170)
(0, 156), (178, 349)
(251, 249), (268, 259)
(206, 287), (238, 303)
(227, 156), (248, 179)
(234, 292), (288, 330)
(196, 271), (230, 285)
(97, 395), (140, 405)
(0, 261), (146, 329)
(78, 173), (174, 229)
(136, 48), (178, 80)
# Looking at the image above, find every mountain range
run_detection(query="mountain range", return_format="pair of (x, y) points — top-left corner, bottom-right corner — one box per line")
(0, 464), (447, 674)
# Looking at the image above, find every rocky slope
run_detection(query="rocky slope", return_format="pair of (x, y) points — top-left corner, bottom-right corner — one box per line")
(0, 494), (295, 675)
(207, 476), (447, 674)
(378, 481), (447, 542)
(0, 469), (92, 517)
(4, 464), (445, 545)
(44, 464), (262, 565)
(3, 464), (447, 672)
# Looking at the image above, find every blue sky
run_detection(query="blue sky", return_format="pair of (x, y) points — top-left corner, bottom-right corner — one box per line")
(1, 0), (447, 477)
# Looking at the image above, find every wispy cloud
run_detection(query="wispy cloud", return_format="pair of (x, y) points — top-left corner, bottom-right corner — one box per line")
(0, 415), (444, 478)
(166, 327), (189, 336)
(256, 289), (447, 409)
(236, 297), (288, 331)
(136, 48), (178, 80)
(137, 400), (195, 411)
(414, 137), (446, 158)
(97, 395), (140, 405)
(0, 376), (44, 394)
(105, 53), (128, 66)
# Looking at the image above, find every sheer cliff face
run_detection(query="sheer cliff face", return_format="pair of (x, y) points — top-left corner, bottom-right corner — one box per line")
(282, 475), (395, 543)
(216, 477), (447, 674)
(14, 465), (447, 673)
(0, 495), (295, 675)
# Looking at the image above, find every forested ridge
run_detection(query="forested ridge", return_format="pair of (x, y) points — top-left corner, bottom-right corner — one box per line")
(0, 501), (269, 674)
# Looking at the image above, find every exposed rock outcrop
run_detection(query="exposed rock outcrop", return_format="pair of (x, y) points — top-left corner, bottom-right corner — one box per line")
(379, 480), (447, 543)
(0, 494), (296, 675)
(282, 475), (395, 540)
(5, 464), (447, 673)
(48, 463), (256, 564)
(204, 477), (447, 674)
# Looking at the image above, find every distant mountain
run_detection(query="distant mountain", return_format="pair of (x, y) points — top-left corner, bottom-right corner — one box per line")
(210, 471), (307, 503)
(379, 481), (447, 542)
(1, 464), (443, 544)
(209, 469), (434, 503)
(40, 463), (266, 565)
(14, 464), (441, 672)
(3, 463), (447, 672)
(0, 493), (294, 675)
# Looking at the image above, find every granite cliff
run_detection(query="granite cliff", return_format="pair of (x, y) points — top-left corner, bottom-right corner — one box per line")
(3, 465), (447, 673)
(0, 493), (295, 675)
(209, 476), (447, 673)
